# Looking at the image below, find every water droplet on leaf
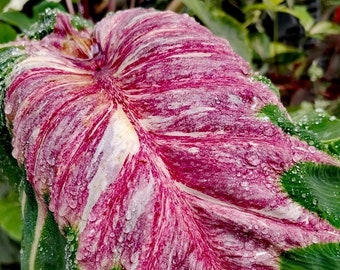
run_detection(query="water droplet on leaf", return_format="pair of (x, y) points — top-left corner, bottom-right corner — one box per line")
(245, 152), (261, 166)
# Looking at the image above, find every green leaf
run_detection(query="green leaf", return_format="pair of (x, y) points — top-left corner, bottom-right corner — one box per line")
(289, 104), (340, 157)
(0, 23), (17, 43)
(0, 0), (10, 12)
(269, 42), (303, 64)
(271, 51), (303, 65)
(25, 8), (58, 40)
(0, 46), (27, 189)
(181, 0), (251, 62)
(111, 265), (124, 270)
(252, 73), (280, 97)
(281, 162), (340, 229)
(21, 180), (66, 270)
(0, 124), (25, 188)
(64, 227), (79, 270)
(250, 32), (271, 61)
(0, 11), (32, 31)
(0, 226), (20, 265)
(309, 21), (340, 39)
(0, 188), (22, 241)
(259, 104), (323, 150)
(32, 0), (66, 18)
(243, 0), (291, 15)
(280, 242), (340, 269)
(292, 5), (315, 31)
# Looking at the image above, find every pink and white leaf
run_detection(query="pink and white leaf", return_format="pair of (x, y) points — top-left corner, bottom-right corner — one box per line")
(4, 8), (340, 269)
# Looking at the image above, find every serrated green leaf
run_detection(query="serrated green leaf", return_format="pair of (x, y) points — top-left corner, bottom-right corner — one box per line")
(25, 8), (58, 40)
(259, 104), (323, 150)
(181, 0), (251, 62)
(71, 15), (92, 31)
(32, 1), (66, 18)
(289, 104), (340, 157)
(252, 73), (280, 97)
(280, 242), (340, 269)
(281, 162), (340, 229)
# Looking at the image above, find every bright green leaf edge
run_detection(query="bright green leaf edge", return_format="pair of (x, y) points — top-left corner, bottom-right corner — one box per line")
(280, 242), (340, 270)
(252, 73), (280, 97)
(281, 162), (340, 229)
(259, 104), (324, 151)
(288, 104), (340, 158)
(0, 45), (27, 128)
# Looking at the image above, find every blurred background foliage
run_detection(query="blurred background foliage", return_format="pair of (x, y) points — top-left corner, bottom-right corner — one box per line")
(0, 0), (339, 269)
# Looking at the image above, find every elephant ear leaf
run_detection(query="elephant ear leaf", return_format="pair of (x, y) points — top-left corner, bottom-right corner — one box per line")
(1, 8), (340, 270)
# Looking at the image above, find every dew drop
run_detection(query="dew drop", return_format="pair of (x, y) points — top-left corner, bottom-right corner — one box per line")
(66, 196), (78, 209)
(214, 97), (221, 104)
(4, 103), (13, 115)
(262, 227), (269, 235)
(123, 224), (132, 234)
(244, 241), (255, 251)
(312, 198), (318, 206)
(67, 234), (75, 242)
(130, 252), (139, 264)
(263, 126), (274, 136)
(47, 157), (55, 166)
(291, 188), (296, 196)
(329, 115), (336, 121)
(292, 151), (306, 162)
(245, 152), (261, 166)
(241, 181), (249, 190)
(308, 146), (316, 154)
(88, 213), (97, 222)
(118, 234), (124, 243)
(125, 210), (132, 221)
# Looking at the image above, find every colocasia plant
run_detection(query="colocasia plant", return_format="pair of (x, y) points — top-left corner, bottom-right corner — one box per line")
(1, 8), (340, 270)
